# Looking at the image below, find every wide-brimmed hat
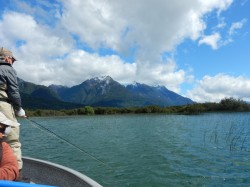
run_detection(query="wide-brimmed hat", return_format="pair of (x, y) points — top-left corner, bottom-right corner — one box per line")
(0, 47), (17, 61)
(0, 112), (20, 127)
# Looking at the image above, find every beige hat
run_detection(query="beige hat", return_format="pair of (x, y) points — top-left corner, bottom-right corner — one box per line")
(0, 112), (20, 127)
(0, 47), (17, 61)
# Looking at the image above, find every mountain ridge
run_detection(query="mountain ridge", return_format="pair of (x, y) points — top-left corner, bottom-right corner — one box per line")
(18, 76), (193, 109)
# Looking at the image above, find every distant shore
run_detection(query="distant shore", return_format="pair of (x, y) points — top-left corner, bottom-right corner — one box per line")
(25, 98), (250, 117)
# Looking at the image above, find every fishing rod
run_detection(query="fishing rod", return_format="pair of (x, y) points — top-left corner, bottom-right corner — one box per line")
(25, 117), (108, 167)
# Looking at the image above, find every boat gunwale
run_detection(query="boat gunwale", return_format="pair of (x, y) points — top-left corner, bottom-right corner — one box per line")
(22, 156), (102, 187)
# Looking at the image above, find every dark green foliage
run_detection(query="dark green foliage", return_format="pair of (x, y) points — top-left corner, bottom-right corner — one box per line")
(25, 97), (250, 117)
(77, 106), (95, 115)
(219, 97), (249, 111)
(26, 109), (66, 117)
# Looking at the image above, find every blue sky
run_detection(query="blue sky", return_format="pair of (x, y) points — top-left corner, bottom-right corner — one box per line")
(0, 0), (249, 102)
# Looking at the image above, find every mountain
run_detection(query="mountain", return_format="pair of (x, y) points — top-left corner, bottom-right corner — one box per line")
(49, 76), (137, 107)
(18, 76), (194, 109)
(18, 78), (59, 100)
(18, 78), (84, 109)
(48, 76), (193, 107)
(126, 83), (193, 106)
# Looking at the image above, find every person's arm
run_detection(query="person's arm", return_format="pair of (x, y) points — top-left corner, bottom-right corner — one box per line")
(6, 68), (22, 111)
(0, 142), (19, 180)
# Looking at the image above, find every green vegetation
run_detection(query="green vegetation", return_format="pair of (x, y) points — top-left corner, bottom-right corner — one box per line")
(25, 97), (250, 117)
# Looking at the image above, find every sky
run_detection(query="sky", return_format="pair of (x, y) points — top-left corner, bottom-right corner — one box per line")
(0, 0), (249, 103)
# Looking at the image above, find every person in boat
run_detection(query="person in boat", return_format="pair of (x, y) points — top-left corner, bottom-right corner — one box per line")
(0, 111), (19, 180)
(0, 47), (26, 171)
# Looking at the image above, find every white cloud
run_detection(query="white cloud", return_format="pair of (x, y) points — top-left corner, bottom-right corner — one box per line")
(229, 19), (247, 36)
(199, 0), (233, 13)
(0, 11), (73, 84)
(59, 50), (137, 86)
(198, 33), (221, 49)
(59, 0), (235, 60)
(0, 12), (72, 57)
(0, 0), (234, 93)
(134, 59), (187, 93)
(186, 74), (250, 102)
(61, 0), (125, 50)
(221, 18), (247, 46)
(198, 18), (247, 49)
(58, 0), (233, 89)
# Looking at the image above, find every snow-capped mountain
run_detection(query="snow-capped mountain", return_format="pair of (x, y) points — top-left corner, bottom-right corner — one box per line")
(19, 76), (193, 109)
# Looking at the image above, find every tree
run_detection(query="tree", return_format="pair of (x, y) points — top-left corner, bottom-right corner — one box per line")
(219, 97), (250, 111)
(84, 106), (95, 115)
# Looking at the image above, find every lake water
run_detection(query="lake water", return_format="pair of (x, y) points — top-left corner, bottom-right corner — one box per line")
(19, 113), (250, 186)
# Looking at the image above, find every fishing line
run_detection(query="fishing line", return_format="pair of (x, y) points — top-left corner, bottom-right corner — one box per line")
(25, 117), (108, 167)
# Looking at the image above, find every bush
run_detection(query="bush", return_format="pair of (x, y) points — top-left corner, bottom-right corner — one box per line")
(219, 97), (250, 111)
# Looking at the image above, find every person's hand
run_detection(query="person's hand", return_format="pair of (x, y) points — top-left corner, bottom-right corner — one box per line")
(0, 132), (5, 138)
(15, 108), (26, 117)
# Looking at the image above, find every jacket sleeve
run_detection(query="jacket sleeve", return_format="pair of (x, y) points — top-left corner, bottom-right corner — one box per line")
(0, 142), (19, 181)
(6, 68), (22, 111)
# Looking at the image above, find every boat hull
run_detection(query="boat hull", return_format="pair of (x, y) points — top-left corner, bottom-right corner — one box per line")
(22, 157), (102, 187)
